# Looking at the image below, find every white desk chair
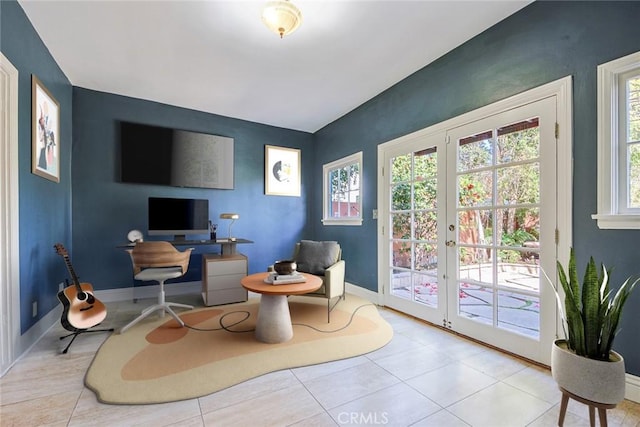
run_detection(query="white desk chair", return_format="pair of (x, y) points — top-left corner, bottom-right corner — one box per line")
(120, 241), (194, 333)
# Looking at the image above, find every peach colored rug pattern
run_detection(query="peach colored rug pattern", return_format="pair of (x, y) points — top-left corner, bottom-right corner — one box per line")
(85, 294), (393, 404)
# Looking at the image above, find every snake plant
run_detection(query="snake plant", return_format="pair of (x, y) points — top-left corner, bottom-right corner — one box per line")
(552, 248), (639, 361)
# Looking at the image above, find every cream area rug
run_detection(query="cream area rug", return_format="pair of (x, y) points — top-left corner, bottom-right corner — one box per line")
(85, 294), (393, 405)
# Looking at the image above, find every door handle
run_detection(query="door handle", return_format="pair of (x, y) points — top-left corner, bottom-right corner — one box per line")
(445, 240), (456, 247)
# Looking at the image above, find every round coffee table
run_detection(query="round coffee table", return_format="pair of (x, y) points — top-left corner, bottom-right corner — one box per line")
(241, 272), (322, 343)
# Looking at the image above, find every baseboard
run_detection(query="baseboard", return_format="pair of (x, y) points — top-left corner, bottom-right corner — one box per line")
(626, 373), (640, 403)
(345, 282), (381, 304)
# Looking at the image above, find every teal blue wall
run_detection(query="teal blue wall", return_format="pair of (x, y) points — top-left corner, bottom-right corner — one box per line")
(313, 1), (640, 374)
(72, 88), (314, 290)
(1, 0), (73, 332)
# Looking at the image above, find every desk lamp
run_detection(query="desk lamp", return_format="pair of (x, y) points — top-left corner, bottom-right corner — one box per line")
(219, 213), (239, 241)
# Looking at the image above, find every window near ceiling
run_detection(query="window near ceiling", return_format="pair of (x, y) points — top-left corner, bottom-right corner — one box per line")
(593, 50), (640, 229)
(322, 152), (363, 226)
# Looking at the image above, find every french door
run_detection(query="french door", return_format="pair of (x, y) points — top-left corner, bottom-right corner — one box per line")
(381, 130), (448, 327)
(379, 87), (570, 364)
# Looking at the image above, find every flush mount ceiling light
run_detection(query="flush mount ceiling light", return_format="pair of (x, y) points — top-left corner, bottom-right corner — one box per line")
(261, 0), (303, 39)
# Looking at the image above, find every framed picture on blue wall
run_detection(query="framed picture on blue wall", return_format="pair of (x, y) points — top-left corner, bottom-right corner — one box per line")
(31, 75), (60, 183)
(265, 145), (300, 196)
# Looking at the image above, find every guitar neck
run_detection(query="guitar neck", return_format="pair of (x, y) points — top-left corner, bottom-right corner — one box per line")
(62, 256), (82, 290)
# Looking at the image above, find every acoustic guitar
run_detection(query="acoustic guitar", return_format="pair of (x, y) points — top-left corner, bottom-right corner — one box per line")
(54, 243), (107, 331)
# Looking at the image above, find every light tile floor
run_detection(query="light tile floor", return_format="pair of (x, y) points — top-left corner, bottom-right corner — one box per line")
(1, 294), (640, 427)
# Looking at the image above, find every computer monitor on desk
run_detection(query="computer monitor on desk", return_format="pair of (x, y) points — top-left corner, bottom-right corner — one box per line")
(147, 197), (209, 240)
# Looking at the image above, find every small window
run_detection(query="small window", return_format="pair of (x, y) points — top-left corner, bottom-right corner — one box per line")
(593, 50), (640, 229)
(323, 152), (363, 226)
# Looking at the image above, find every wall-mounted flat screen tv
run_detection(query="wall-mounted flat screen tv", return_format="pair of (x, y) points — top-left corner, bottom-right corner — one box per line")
(119, 121), (234, 190)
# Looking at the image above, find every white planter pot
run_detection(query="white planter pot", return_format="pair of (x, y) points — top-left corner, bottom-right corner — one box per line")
(551, 339), (626, 405)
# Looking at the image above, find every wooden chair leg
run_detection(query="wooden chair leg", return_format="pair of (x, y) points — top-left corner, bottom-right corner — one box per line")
(558, 392), (569, 426)
(598, 407), (608, 427)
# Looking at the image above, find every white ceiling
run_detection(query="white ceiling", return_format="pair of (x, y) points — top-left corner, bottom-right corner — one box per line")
(19, 0), (531, 133)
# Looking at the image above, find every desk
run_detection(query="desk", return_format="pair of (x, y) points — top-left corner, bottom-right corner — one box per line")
(119, 238), (252, 255)
(241, 272), (322, 343)
(166, 238), (252, 256)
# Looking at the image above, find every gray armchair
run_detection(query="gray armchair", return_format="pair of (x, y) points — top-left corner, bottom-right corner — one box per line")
(289, 240), (346, 322)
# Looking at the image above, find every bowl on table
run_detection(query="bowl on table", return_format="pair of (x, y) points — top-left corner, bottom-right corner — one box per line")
(273, 260), (297, 275)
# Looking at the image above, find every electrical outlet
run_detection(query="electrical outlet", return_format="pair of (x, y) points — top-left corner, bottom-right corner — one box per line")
(372, 209), (378, 219)
(32, 301), (37, 318)
(59, 282), (65, 292)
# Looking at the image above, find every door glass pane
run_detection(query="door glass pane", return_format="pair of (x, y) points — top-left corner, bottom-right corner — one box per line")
(459, 282), (493, 325)
(497, 289), (539, 337)
(496, 250), (539, 292)
(497, 119), (540, 163)
(391, 268), (410, 298)
(497, 163), (540, 205)
(459, 171), (492, 207)
(415, 243), (437, 271)
(414, 211), (437, 241)
(391, 154), (412, 183)
(458, 131), (493, 171)
(391, 183), (411, 210)
(392, 241), (411, 268)
(414, 180), (437, 209)
(495, 208), (539, 247)
(392, 213), (410, 239)
(458, 247), (492, 285)
(458, 210), (492, 246)
(414, 273), (438, 307)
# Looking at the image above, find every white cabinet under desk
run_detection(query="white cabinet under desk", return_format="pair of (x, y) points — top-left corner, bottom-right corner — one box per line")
(202, 253), (248, 306)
